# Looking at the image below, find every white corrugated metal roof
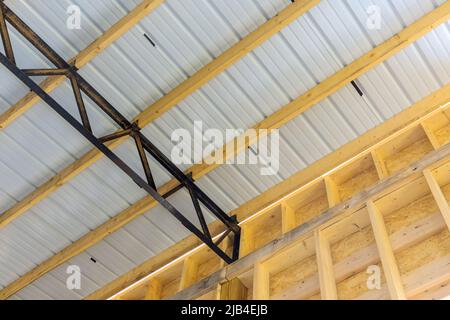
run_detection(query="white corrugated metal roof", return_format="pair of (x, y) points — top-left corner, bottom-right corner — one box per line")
(0, 0), (449, 299)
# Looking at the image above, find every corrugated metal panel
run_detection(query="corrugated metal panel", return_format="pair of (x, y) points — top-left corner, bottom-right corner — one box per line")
(0, 0), (448, 299)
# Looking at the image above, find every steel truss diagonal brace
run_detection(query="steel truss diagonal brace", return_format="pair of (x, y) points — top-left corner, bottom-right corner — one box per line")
(0, 2), (240, 264)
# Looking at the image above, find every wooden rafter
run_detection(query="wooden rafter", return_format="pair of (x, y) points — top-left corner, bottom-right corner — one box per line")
(0, 0), (165, 129)
(1, 2), (449, 300)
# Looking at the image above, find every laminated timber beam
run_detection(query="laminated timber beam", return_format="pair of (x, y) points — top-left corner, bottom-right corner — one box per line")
(0, 0), (165, 129)
(1, 2), (449, 299)
(0, 0), (320, 229)
(87, 85), (450, 300)
(169, 144), (450, 300)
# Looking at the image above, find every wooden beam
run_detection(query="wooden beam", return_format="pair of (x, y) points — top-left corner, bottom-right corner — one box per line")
(253, 262), (270, 300)
(239, 224), (255, 257)
(424, 168), (450, 231)
(170, 145), (450, 300)
(0, 0), (165, 129)
(367, 201), (406, 300)
(144, 279), (162, 300)
(179, 257), (199, 291)
(324, 176), (340, 207)
(314, 230), (338, 300)
(220, 278), (248, 300)
(405, 254), (450, 299)
(0, 0), (321, 229)
(371, 150), (389, 180)
(281, 202), (296, 234)
(421, 123), (441, 150)
(134, 0), (321, 126)
(86, 85), (450, 300)
(250, 1), (450, 130)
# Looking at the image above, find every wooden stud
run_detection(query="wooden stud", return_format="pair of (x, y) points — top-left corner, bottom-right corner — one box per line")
(179, 256), (199, 291)
(144, 279), (162, 300)
(239, 224), (255, 257)
(324, 176), (340, 207)
(421, 122), (441, 150)
(253, 262), (270, 300)
(424, 168), (450, 231)
(281, 201), (296, 234)
(220, 278), (248, 300)
(367, 201), (406, 300)
(371, 150), (389, 180)
(218, 236), (231, 270)
(314, 230), (338, 300)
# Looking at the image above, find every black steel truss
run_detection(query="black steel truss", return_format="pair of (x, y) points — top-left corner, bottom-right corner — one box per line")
(0, 2), (240, 264)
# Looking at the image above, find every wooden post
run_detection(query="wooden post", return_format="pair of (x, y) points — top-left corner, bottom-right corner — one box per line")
(324, 176), (340, 207)
(220, 278), (248, 300)
(253, 261), (270, 300)
(314, 229), (338, 300)
(424, 168), (450, 231)
(239, 224), (255, 257)
(281, 202), (296, 234)
(144, 279), (162, 300)
(371, 150), (389, 180)
(179, 256), (199, 291)
(367, 201), (406, 300)
(219, 236), (231, 269)
(421, 122), (440, 150)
